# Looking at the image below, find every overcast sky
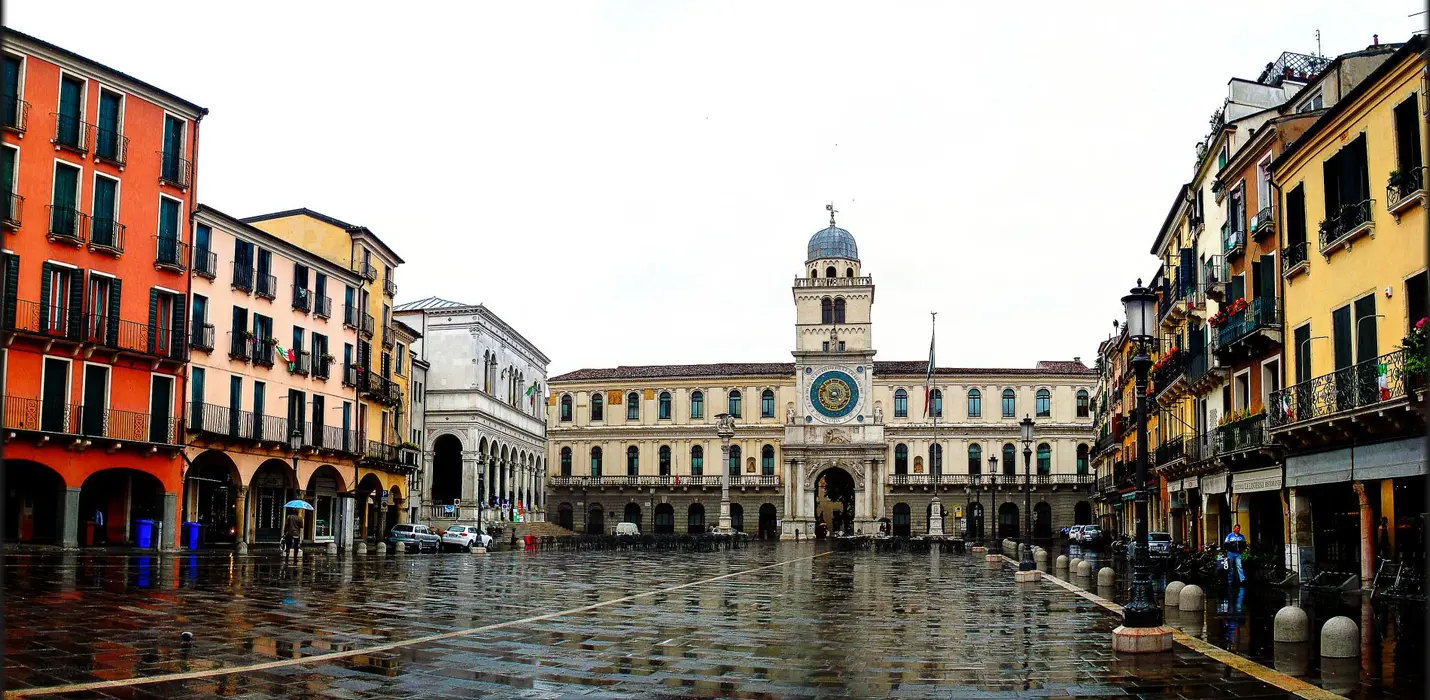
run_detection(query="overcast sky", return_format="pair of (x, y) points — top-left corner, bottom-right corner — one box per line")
(8, 2), (1424, 376)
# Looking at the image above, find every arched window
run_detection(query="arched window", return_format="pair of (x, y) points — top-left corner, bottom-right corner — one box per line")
(590, 392), (604, 421)
(1076, 390), (1090, 418)
(894, 444), (908, 474)
(809, 267), (817, 278)
(1002, 389), (1016, 417)
(825, 265), (836, 278)
(894, 389), (908, 417)
(967, 389), (981, 418)
(560, 394), (572, 421)
(845, 267), (853, 277)
(761, 389), (775, 418)
(690, 391), (704, 419)
(626, 392), (640, 421)
(833, 297), (846, 323)
(968, 444), (982, 474)
(930, 389), (942, 418)
(728, 389), (742, 417)
(626, 445), (639, 475)
(1036, 389), (1051, 418)
(821, 297), (833, 324)
(560, 447), (572, 476)
(1076, 444), (1089, 475)
(658, 391), (672, 420)
(590, 446), (603, 476)
(1037, 443), (1051, 474)
(761, 444), (775, 475)
(688, 503), (706, 533)
(928, 443), (942, 475)
(1002, 443), (1016, 475)
(691, 445), (704, 475)
(659, 445), (672, 476)
(728, 445), (741, 476)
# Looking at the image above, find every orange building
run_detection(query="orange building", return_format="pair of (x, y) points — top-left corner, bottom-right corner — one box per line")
(2, 29), (207, 548)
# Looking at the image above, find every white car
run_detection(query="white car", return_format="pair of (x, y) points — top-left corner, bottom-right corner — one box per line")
(441, 525), (492, 551)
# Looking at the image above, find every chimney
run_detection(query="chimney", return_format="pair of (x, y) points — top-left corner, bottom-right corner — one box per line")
(1074, 356), (1082, 364)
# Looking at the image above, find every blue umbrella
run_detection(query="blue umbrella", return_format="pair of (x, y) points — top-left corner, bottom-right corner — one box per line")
(284, 500), (315, 511)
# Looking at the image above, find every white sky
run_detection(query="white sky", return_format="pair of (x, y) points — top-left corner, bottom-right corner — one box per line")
(9, 2), (1424, 376)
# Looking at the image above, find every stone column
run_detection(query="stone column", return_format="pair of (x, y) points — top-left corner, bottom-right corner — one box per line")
(1354, 481), (1374, 588)
(234, 486), (250, 553)
(338, 494), (355, 551)
(60, 486), (81, 548)
(163, 492), (180, 550)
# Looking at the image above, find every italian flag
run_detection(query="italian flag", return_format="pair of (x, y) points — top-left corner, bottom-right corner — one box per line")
(924, 316), (936, 417)
(1378, 360), (1390, 401)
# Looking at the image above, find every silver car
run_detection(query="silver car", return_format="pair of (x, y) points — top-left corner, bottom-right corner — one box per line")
(441, 525), (492, 551)
(388, 524), (440, 552)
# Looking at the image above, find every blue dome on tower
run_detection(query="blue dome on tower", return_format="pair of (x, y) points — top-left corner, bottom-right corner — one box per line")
(807, 225), (859, 262)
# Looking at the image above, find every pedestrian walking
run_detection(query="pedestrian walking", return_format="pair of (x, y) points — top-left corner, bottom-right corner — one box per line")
(1222, 524), (1246, 585)
(283, 510), (304, 564)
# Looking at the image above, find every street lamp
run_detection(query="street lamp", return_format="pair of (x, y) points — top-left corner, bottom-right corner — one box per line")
(289, 427), (303, 500)
(715, 412), (735, 532)
(1019, 415), (1035, 571)
(979, 454), (995, 548)
(1114, 279), (1172, 649)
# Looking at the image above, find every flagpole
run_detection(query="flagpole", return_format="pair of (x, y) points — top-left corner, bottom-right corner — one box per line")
(930, 311), (938, 503)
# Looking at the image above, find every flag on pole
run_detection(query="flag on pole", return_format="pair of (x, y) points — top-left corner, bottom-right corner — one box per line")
(1377, 360), (1389, 400)
(924, 315), (936, 417)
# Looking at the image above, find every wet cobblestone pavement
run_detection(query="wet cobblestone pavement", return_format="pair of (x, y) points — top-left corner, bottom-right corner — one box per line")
(4, 544), (1322, 698)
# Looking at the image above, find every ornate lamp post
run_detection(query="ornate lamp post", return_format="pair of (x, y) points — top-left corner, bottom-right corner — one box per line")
(1113, 279), (1172, 652)
(716, 412), (735, 532)
(980, 454), (996, 548)
(1019, 416), (1036, 572)
(289, 428), (304, 500)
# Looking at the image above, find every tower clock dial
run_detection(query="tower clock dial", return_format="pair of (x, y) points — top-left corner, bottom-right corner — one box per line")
(809, 369), (859, 419)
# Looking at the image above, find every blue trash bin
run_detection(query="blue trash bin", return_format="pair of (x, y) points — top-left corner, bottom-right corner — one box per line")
(135, 519), (155, 549)
(184, 522), (201, 550)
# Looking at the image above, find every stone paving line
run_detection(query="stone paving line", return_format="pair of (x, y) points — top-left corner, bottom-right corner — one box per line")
(1004, 556), (1344, 700)
(2, 551), (835, 698)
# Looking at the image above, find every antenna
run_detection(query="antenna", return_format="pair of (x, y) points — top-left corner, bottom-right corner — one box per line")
(826, 202), (837, 228)
(1315, 29), (1321, 57)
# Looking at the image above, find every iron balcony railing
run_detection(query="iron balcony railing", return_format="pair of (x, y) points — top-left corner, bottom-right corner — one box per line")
(314, 295), (332, 319)
(1151, 352), (1188, 394)
(2, 95), (29, 133)
(1216, 296), (1280, 350)
(88, 217), (125, 255)
(229, 334), (254, 362)
(1318, 199), (1375, 252)
(1269, 349), (1410, 429)
(1283, 241), (1308, 275)
(232, 263), (254, 292)
(4, 395), (179, 444)
(1154, 435), (1185, 467)
(154, 236), (188, 273)
(255, 273), (278, 299)
(190, 322), (214, 352)
(1184, 431), (1215, 464)
(194, 248), (218, 279)
(252, 413), (287, 443)
(2, 191), (21, 229)
(254, 341), (276, 367)
(312, 354), (333, 380)
(46, 205), (87, 246)
(342, 362), (357, 387)
(83, 316), (181, 359)
(1250, 205), (1275, 239)
(1257, 51), (1331, 86)
(381, 324), (394, 348)
(290, 350), (311, 376)
(1187, 347), (1209, 382)
(365, 440), (400, 464)
(93, 125), (128, 167)
(292, 286), (311, 313)
(1217, 414), (1274, 454)
(548, 474), (779, 488)
(51, 113), (91, 153)
(158, 150), (192, 189)
(360, 313), (375, 338)
(1387, 167), (1426, 212)
(187, 402), (294, 446)
(384, 277), (397, 297)
(1221, 221), (1246, 258)
(360, 262), (378, 281)
(356, 368), (400, 405)
(342, 304), (358, 328)
(791, 276), (874, 288)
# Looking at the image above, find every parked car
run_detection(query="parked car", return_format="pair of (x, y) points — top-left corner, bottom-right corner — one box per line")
(389, 524), (440, 553)
(615, 522), (640, 537)
(1127, 532), (1173, 560)
(441, 525), (492, 551)
(1066, 525), (1085, 541)
(1079, 525), (1104, 545)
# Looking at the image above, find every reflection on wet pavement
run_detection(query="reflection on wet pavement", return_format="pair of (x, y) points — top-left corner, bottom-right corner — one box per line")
(5, 544), (1311, 698)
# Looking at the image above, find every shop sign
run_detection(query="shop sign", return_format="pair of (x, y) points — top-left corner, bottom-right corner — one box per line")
(1233, 467), (1282, 494)
(1200, 471), (1228, 495)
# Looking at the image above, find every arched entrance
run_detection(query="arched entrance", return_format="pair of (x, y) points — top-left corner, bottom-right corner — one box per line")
(586, 504), (604, 535)
(79, 468), (166, 546)
(998, 502), (1020, 539)
(4, 460), (65, 543)
(623, 502), (641, 530)
(815, 467), (855, 538)
(967, 502), (985, 542)
(183, 451), (239, 544)
(730, 503), (744, 533)
(654, 503), (674, 534)
(1034, 501), (1052, 539)
(1074, 501), (1093, 526)
(687, 503), (705, 534)
(757, 503), (777, 540)
(557, 502), (574, 531)
(251, 460), (296, 544)
(892, 503), (911, 537)
(385, 485), (403, 533)
(306, 465), (345, 543)
(355, 473), (385, 544)
(431, 435), (463, 507)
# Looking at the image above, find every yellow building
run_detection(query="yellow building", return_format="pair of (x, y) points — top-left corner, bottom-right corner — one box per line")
(244, 209), (418, 548)
(1269, 37), (1427, 586)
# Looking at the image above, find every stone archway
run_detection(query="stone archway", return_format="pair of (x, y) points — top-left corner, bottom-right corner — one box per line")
(998, 502), (1020, 539)
(814, 467), (856, 538)
(892, 502), (911, 537)
(79, 468), (166, 546)
(4, 460), (66, 544)
(758, 503), (777, 540)
(557, 502), (574, 531)
(250, 460), (297, 544)
(1074, 501), (1093, 526)
(1034, 501), (1053, 539)
(654, 503), (675, 534)
(184, 450), (240, 545)
(306, 465), (346, 543)
(430, 435), (463, 507)
(356, 473), (385, 544)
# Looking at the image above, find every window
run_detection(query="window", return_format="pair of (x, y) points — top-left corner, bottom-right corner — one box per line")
(156, 197), (182, 266)
(1322, 134), (1370, 228)
(967, 444), (982, 474)
(728, 445), (741, 476)
(160, 114), (185, 182)
(1035, 389), (1051, 417)
(1257, 156), (1273, 212)
(50, 161), (81, 238)
(1297, 91), (1323, 113)
(967, 389), (981, 418)
(821, 297), (833, 324)
(1002, 444), (1016, 475)
(659, 445), (671, 475)
(837, 341), (846, 351)
(590, 392), (604, 421)
(1076, 444), (1089, 475)
(761, 444), (775, 475)
(691, 445), (704, 475)
(560, 448), (572, 475)
(1036, 443), (1051, 474)
(1394, 93), (1424, 191)
(822, 342), (830, 352)
(395, 343), (405, 375)
(1002, 389), (1016, 417)
(1076, 390), (1090, 418)
(626, 392), (639, 420)
(86, 274), (115, 343)
(1294, 324), (1312, 385)
(894, 389), (908, 417)
(761, 389), (775, 418)
(1286, 184), (1307, 252)
(690, 391), (703, 419)
(728, 389), (742, 417)
(90, 174), (119, 250)
(626, 445), (639, 475)
(560, 394), (572, 421)
(833, 298), (846, 323)
(825, 266), (836, 278)
(56, 74), (84, 148)
(930, 389), (942, 418)
(1407, 271), (1428, 327)
(894, 444), (908, 474)
(658, 391), (671, 419)
(1, 54), (22, 130)
(928, 443), (942, 475)
(590, 447), (602, 476)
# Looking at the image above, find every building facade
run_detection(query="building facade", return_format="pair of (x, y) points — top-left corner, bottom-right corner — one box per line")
(2, 29), (205, 548)
(395, 297), (549, 530)
(546, 218), (1097, 539)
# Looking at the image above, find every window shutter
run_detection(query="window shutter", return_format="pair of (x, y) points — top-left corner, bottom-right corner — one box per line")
(67, 269), (84, 340)
(1, 253), (17, 329)
(148, 288), (160, 354)
(1323, 153), (1340, 214)
(38, 262), (52, 332)
(106, 278), (122, 346)
(170, 294), (185, 359)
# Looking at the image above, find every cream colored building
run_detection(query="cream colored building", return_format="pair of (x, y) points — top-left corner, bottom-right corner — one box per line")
(546, 217), (1097, 539)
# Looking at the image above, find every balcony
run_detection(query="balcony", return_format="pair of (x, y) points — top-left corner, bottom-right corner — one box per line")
(154, 236), (188, 273)
(189, 323), (215, 353)
(295, 422), (358, 453)
(157, 151), (192, 189)
(1221, 221), (1246, 260)
(1203, 255), (1228, 302)
(187, 403), (293, 446)
(46, 205), (87, 246)
(255, 273), (277, 300)
(355, 261), (378, 282)
(548, 474), (780, 489)
(1153, 436), (1185, 469)
(312, 355), (333, 380)
(342, 363), (357, 387)
(381, 324), (394, 348)
(290, 350), (311, 377)
(1213, 296), (1280, 359)
(360, 312), (375, 339)
(292, 286), (311, 313)
(356, 367), (400, 406)
(87, 316), (183, 360)
(5, 395), (179, 445)
(194, 248), (218, 279)
(1216, 414), (1275, 457)
(1250, 206), (1275, 240)
(1283, 241), (1308, 279)
(1269, 349), (1414, 431)
(314, 295), (332, 319)
(1387, 167), (1425, 218)
(4, 300), (75, 341)
(2, 95), (29, 134)
(253, 340), (276, 368)
(232, 263), (254, 293)
(342, 304), (358, 329)
(92, 126), (128, 168)
(383, 277), (397, 297)
(792, 275), (874, 288)
(1151, 349), (1189, 405)
(364, 440), (400, 465)
(88, 217), (124, 255)
(1318, 199), (1374, 256)
(51, 113), (91, 154)
(229, 334), (254, 362)
(2, 191), (21, 230)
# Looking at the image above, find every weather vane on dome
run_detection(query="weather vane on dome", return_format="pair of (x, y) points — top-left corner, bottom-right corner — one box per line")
(826, 202), (837, 228)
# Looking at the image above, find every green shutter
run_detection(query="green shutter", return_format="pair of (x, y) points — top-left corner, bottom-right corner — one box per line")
(106, 278), (122, 347)
(147, 288), (159, 354)
(66, 269), (83, 340)
(1, 253), (17, 329)
(38, 262), (51, 332)
(170, 293), (185, 359)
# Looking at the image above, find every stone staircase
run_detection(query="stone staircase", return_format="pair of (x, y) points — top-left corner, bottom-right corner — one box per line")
(510, 521), (577, 539)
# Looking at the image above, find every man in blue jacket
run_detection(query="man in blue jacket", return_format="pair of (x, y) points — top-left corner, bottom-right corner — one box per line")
(1223, 524), (1247, 585)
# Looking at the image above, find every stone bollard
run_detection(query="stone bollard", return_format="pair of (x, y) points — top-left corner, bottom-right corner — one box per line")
(1178, 584), (1204, 612)
(1273, 640), (1310, 677)
(1163, 581), (1185, 607)
(1034, 550), (1048, 565)
(376, 541), (387, 555)
(1069, 557), (1082, 572)
(1075, 560), (1092, 578)
(326, 542), (337, 555)
(1055, 555), (1069, 571)
(236, 541), (248, 555)
(395, 542), (405, 555)
(1097, 567), (1114, 587)
(1319, 616), (1359, 659)
(355, 542), (367, 555)
(1273, 606), (1310, 643)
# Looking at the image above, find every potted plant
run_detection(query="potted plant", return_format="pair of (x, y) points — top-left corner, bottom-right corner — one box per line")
(263, 336), (279, 346)
(1400, 317), (1427, 393)
(242, 330), (256, 340)
(320, 353), (336, 363)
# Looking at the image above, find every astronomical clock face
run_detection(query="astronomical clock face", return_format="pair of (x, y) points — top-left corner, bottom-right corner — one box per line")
(809, 369), (859, 420)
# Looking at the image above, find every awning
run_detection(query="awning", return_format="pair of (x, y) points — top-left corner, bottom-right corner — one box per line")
(1201, 471), (1228, 495)
(1232, 466), (1282, 494)
(1286, 438), (1426, 487)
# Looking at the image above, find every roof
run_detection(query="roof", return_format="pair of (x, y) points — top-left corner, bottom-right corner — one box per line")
(392, 317), (422, 339)
(3, 28), (208, 117)
(550, 359), (1094, 383)
(807, 226), (859, 262)
(194, 204), (363, 283)
(1149, 184), (1190, 256)
(241, 208), (357, 230)
(1277, 43), (1405, 117)
(395, 296), (470, 312)
(1272, 36), (1424, 174)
